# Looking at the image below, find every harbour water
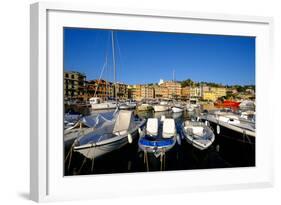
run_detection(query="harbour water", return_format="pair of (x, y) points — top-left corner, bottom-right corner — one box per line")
(64, 107), (255, 176)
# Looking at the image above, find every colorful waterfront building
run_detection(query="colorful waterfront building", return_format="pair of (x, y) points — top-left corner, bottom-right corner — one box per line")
(128, 85), (141, 101)
(154, 85), (169, 99)
(212, 87), (227, 98)
(190, 86), (202, 98)
(114, 82), (128, 100)
(160, 81), (181, 99)
(202, 86), (226, 101)
(181, 86), (190, 100)
(140, 85), (154, 99)
(64, 71), (86, 101)
(202, 91), (217, 101)
(84, 79), (114, 101)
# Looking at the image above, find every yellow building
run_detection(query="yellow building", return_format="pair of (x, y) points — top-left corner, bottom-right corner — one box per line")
(181, 86), (190, 100)
(128, 85), (142, 101)
(202, 86), (227, 101)
(212, 87), (226, 98)
(202, 91), (217, 101)
(190, 87), (202, 98)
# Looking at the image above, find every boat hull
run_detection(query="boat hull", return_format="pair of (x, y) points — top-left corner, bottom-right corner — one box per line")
(138, 136), (176, 155)
(214, 100), (241, 107)
(75, 134), (135, 159)
(119, 104), (136, 110)
(200, 116), (255, 144)
(181, 123), (215, 150)
(91, 103), (117, 110)
(153, 105), (169, 112)
(172, 107), (184, 113)
(74, 119), (146, 159)
(137, 104), (153, 111)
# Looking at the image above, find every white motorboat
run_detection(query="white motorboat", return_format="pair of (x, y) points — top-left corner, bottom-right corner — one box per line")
(126, 100), (137, 109)
(240, 110), (255, 122)
(118, 103), (130, 110)
(186, 106), (194, 112)
(90, 97), (117, 110)
(64, 111), (116, 148)
(171, 106), (184, 113)
(73, 110), (146, 159)
(181, 121), (215, 150)
(138, 118), (177, 157)
(199, 110), (255, 144)
(119, 101), (137, 110)
(153, 104), (169, 112)
(137, 103), (153, 111)
(160, 101), (169, 105)
(239, 100), (255, 109)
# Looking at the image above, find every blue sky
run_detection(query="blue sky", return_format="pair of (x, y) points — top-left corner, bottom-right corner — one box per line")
(64, 28), (255, 85)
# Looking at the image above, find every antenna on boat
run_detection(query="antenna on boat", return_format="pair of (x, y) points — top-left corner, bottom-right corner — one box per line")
(111, 31), (117, 103)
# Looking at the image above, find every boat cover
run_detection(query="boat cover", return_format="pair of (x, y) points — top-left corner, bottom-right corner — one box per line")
(66, 111), (116, 130)
(77, 110), (137, 145)
(146, 118), (158, 136)
(162, 119), (175, 138)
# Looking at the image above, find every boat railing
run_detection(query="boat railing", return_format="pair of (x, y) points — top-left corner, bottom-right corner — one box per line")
(211, 112), (254, 125)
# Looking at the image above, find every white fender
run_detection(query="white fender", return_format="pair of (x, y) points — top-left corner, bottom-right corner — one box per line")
(205, 120), (209, 126)
(176, 134), (181, 145)
(138, 128), (144, 137)
(216, 125), (220, 134)
(216, 145), (220, 152)
(128, 133), (133, 144)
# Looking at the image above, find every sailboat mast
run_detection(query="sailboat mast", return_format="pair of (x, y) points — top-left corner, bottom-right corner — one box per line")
(173, 69), (175, 100)
(111, 31), (117, 101)
(105, 55), (107, 99)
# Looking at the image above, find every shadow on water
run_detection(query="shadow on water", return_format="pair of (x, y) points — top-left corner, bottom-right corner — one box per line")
(64, 109), (255, 176)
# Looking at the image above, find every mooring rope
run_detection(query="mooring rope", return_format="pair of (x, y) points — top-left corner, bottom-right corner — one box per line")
(91, 146), (96, 173)
(144, 150), (149, 171)
(78, 145), (93, 174)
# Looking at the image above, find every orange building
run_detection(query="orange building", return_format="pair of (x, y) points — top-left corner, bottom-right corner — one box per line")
(154, 85), (169, 99)
(84, 79), (113, 101)
(160, 81), (181, 99)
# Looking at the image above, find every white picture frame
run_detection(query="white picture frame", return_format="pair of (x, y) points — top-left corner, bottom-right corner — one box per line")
(30, 2), (274, 202)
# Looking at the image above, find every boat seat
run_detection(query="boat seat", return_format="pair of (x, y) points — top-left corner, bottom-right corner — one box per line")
(146, 118), (158, 136)
(184, 121), (191, 127)
(162, 119), (175, 139)
(160, 115), (166, 122)
(192, 127), (204, 136)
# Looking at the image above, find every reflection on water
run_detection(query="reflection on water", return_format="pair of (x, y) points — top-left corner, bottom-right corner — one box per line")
(64, 108), (255, 176)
